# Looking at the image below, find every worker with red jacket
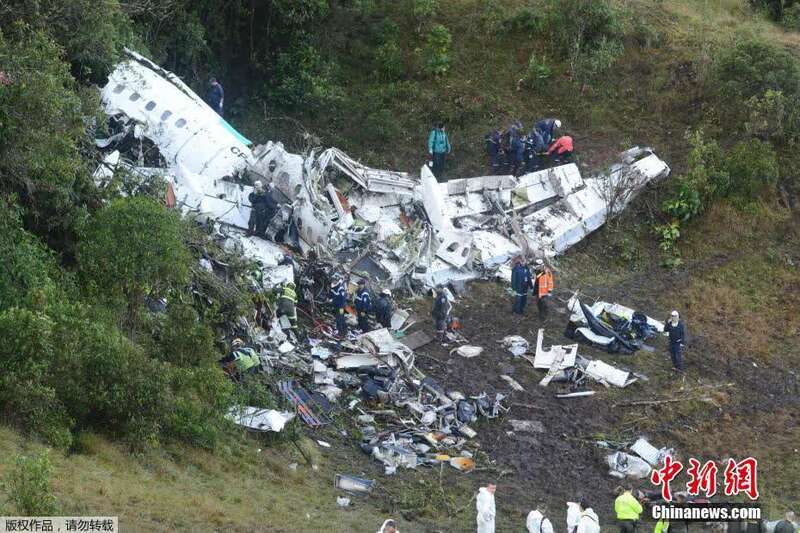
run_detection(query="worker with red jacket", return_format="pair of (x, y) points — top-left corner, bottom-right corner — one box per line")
(546, 135), (574, 164)
(532, 259), (554, 320)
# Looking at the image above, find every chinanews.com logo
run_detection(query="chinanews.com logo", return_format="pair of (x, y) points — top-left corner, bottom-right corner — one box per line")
(648, 455), (761, 522)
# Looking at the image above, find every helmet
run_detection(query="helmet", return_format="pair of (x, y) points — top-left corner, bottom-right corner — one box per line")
(381, 289), (391, 297)
(554, 119), (562, 129)
(253, 180), (263, 191)
(232, 338), (244, 348)
(534, 259), (544, 267)
(285, 281), (295, 288)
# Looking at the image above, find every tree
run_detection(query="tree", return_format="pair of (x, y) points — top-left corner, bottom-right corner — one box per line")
(77, 197), (190, 323)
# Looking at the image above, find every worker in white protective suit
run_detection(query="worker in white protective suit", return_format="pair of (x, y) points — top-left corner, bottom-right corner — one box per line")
(575, 500), (600, 533)
(375, 518), (398, 533)
(526, 506), (554, 533)
(476, 483), (497, 533)
(566, 501), (581, 533)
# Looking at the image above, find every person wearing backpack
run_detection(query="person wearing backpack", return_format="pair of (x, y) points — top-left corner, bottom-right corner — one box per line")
(427, 122), (452, 179)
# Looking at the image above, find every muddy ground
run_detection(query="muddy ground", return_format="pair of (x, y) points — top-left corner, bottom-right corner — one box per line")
(290, 201), (800, 532)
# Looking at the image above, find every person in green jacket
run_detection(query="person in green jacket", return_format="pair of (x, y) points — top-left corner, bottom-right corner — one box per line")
(427, 122), (451, 179)
(654, 519), (669, 533)
(614, 486), (643, 533)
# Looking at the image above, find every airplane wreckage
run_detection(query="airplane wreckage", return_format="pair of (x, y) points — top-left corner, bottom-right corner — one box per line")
(91, 49), (680, 479)
(94, 49), (671, 292)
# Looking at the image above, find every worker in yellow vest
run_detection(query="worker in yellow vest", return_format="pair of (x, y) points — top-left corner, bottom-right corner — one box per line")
(614, 486), (643, 533)
(277, 281), (298, 329)
(532, 259), (554, 320)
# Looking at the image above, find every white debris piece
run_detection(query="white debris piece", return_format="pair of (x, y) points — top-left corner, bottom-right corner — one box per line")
(584, 359), (636, 388)
(607, 451), (652, 479)
(455, 346), (484, 358)
(630, 438), (674, 467)
(226, 407), (294, 432)
(533, 329), (577, 370)
(500, 375), (525, 391)
(501, 335), (530, 357)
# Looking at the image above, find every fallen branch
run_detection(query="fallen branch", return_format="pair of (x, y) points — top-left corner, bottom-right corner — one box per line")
(612, 396), (712, 408)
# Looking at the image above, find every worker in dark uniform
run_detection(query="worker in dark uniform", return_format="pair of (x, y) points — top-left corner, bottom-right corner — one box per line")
(486, 129), (502, 175)
(431, 286), (452, 334)
(330, 274), (348, 338)
(354, 279), (372, 332)
(664, 310), (687, 373)
(374, 289), (394, 329)
(207, 78), (224, 116)
(248, 181), (278, 238)
(534, 118), (561, 147)
(511, 256), (532, 315)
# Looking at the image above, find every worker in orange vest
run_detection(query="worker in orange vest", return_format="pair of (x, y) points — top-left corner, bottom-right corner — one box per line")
(532, 259), (554, 319)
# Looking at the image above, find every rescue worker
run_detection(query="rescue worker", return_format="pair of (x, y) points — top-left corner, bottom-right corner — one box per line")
(207, 77), (224, 116)
(217, 338), (260, 380)
(330, 274), (349, 338)
(532, 259), (554, 319)
(511, 256), (533, 315)
(524, 128), (547, 173)
(486, 129), (502, 174)
(653, 519), (669, 533)
(248, 181), (278, 238)
(476, 483), (497, 533)
(526, 506), (554, 533)
(276, 281), (298, 330)
(663, 310), (687, 372)
(427, 122), (451, 179)
(431, 285), (453, 334)
(354, 279), (372, 332)
(375, 519), (399, 533)
(546, 134), (574, 165)
(534, 118), (561, 146)
(774, 512), (798, 533)
(614, 486), (643, 533)
(509, 127), (525, 176)
(567, 502), (582, 533)
(576, 500), (601, 533)
(374, 289), (394, 329)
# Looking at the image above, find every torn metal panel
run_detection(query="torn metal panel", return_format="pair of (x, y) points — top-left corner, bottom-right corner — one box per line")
(435, 230), (473, 267)
(334, 474), (375, 493)
(420, 165), (452, 232)
(533, 329), (577, 370)
(471, 231), (521, 269)
(315, 148), (416, 195)
(335, 353), (382, 370)
(514, 164), (584, 205)
(399, 330), (434, 350)
(584, 360), (636, 388)
(630, 438), (674, 467)
(102, 49), (252, 181)
(389, 309), (410, 331)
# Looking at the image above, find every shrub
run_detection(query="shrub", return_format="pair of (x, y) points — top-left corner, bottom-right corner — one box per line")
(544, 0), (624, 81)
(365, 108), (403, 144)
(423, 24), (452, 76)
(520, 54), (552, 90)
(412, 0), (438, 32)
(374, 41), (404, 81)
(713, 38), (800, 101)
(745, 90), (800, 144)
(502, 8), (544, 36)
(6, 453), (58, 515)
(783, 3), (800, 29)
(271, 41), (344, 110)
(723, 139), (779, 199)
(77, 197), (190, 322)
